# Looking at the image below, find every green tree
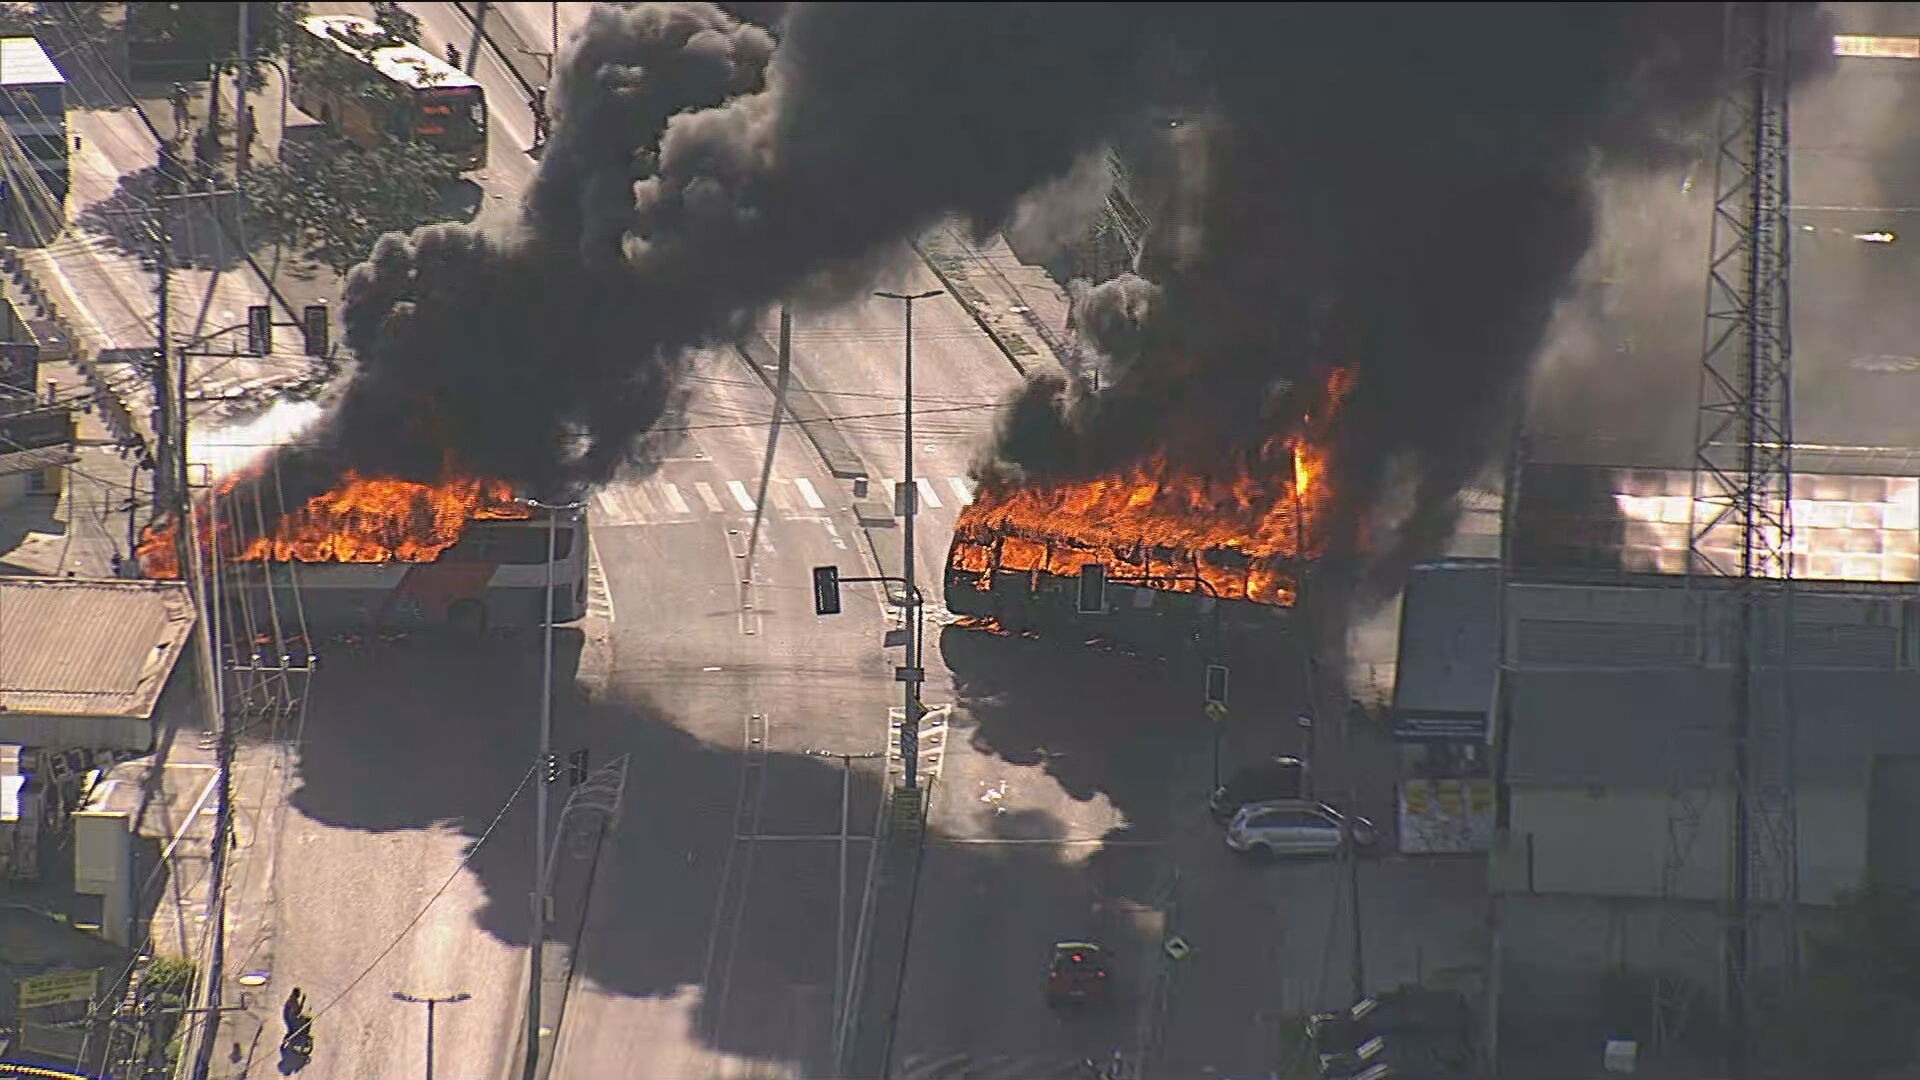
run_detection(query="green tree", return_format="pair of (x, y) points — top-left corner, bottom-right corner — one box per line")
(244, 134), (460, 275)
(1787, 884), (1920, 1073)
(369, 1), (423, 45)
(126, 2), (307, 79)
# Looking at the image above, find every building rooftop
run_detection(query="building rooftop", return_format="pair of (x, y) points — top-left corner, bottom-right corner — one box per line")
(1391, 560), (1501, 738)
(0, 37), (65, 88)
(1510, 462), (1920, 585)
(0, 579), (195, 719)
(0, 444), (75, 477)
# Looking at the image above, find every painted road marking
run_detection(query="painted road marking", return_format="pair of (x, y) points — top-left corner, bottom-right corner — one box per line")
(593, 489), (623, 522)
(627, 482), (659, 519)
(581, 476), (974, 524)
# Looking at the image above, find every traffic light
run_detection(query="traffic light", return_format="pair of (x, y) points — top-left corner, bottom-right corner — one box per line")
(812, 565), (842, 616)
(568, 748), (590, 786)
(245, 304), (271, 355)
(1204, 664), (1230, 709)
(301, 303), (330, 357)
(1076, 563), (1107, 615)
(544, 752), (560, 784)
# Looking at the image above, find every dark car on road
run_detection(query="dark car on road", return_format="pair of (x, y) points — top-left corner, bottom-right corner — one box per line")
(1209, 755), (1308, 822)
(1045, 941), (1112, 1009)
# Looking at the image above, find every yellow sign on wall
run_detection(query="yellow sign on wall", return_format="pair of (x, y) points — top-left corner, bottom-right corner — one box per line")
(16, 968), (98, 1011)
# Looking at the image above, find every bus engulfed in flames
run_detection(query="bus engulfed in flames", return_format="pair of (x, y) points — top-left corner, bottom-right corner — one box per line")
(136, 468), (531, 580)
(945, 368), (1352, 628)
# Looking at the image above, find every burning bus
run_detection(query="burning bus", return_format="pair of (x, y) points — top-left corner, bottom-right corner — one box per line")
(944, 369), (1351, 647)
(138, 469), (588, 638)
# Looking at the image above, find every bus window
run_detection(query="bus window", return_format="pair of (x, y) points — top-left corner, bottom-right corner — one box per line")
(489, 526), (574, 565)
(417, 86), (486, 163)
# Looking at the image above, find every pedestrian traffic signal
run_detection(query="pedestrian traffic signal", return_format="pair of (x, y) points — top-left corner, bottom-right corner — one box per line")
(1076, 563), (1107, 615)
(246, 305), (272, 356)
(568, 748), (590, 786)
(544, 752), (560, 784)
(1204, 664), (1230, 709)
(301, 304), (330, 358)
(812, 565), (842, 616)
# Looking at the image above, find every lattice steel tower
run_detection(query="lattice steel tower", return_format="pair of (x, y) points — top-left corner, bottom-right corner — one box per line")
(1664, 3), (1801, 1077)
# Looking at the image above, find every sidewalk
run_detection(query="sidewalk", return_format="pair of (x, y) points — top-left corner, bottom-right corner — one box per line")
(3, 22), (334, 466)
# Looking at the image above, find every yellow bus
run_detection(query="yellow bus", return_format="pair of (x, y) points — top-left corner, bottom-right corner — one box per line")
(289, 14), (489, 171)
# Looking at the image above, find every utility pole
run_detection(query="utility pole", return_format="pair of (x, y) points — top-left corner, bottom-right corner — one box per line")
(235, 1), (249, 177)
(465, 2), (490, 77)
(518, 497), (583, 1080)
(873, 290), (941, 790)
(807, 748), (885, 1039)
(148, 199), (171, 520)
(1669, 5), (1798, 1076)
(393, 991), (471, 1080)
(1346, 789), (1365, 1004)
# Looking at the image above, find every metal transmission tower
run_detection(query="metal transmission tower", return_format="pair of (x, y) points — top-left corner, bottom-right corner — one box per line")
(1660, 2), (1800, 1075)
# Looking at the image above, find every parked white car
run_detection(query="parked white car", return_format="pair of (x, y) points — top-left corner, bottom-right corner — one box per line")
(1225, 800), (1378, 857)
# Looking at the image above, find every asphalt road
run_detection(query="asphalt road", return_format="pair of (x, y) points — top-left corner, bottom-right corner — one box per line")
(204, 7), (1483, 1080)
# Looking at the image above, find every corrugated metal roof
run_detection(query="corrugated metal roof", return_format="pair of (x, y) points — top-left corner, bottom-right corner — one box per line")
(0, 579), (195, 719)
(0, 445), (75, 476)
(0, 37), (65, 88)
(1506, 666), (1920, 788)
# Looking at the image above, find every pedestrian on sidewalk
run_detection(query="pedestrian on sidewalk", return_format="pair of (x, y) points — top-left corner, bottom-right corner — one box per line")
(530, 85), (550, 150)
(445, 42), (461, 68)
(282, 986), (306, 1032)
(169, 83), (190, 142)
(239, 105), (257, 166)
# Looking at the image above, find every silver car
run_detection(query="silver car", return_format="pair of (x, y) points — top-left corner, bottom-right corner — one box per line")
(1225, 800), (1378, 857)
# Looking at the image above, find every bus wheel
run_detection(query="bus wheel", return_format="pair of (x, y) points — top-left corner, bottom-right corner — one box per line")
(447, 600), (488, 639)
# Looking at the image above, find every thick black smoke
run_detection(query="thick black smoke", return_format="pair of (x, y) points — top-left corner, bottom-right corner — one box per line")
(982, 2), (1832, 605)
(244, 2), (1831, 602)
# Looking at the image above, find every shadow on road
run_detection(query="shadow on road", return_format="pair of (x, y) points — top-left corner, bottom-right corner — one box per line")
(72, 163), (252, 273)
(277, 613), (1283, 1073)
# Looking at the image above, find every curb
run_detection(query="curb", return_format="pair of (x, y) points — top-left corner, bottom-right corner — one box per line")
(731, 331), (872, 480)
(912, 230), (1076, 382)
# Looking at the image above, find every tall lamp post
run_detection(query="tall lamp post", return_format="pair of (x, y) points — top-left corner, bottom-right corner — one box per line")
(392, 991), (470, 1080)
(516, 496), (583, 1080)
(873, 290), (941, 791)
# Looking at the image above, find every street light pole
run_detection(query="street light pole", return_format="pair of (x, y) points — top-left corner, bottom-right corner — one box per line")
(516, 496), (582, 1080)
(873, 290), (942, 791)
(807, 747), (886, 1038)
(392, 991), (471, 1080)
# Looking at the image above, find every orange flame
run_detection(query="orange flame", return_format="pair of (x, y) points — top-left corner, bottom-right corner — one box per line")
(949, 368), (1352, 608)
(137, 466), (530, 580)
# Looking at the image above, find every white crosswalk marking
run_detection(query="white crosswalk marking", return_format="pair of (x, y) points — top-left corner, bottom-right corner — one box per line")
(584, 474), (976, 525)
(915, 476), (943, 510)
(626, 482), (659, 519)
(795, 476), (826, 509)
(592, 489), (623, 521)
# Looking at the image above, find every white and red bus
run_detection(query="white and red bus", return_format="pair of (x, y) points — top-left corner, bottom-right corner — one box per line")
(223, 507), (588, 638)
(289, 14), (490, 171)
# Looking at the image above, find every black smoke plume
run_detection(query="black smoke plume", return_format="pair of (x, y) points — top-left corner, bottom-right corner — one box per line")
(228, 2), (1830, 604)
